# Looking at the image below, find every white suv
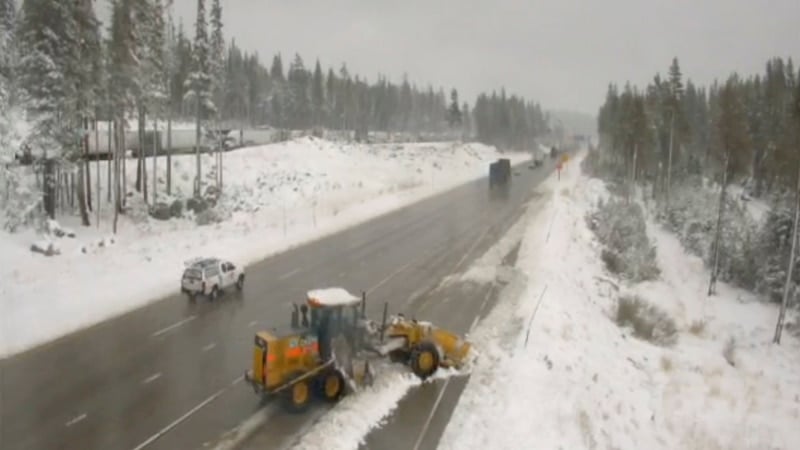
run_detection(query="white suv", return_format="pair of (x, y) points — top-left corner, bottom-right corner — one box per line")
(181, 257), (245, 300)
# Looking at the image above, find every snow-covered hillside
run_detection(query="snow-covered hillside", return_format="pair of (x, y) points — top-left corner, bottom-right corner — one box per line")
(0, 138), (529, 358)
(439, 153), (800, 450)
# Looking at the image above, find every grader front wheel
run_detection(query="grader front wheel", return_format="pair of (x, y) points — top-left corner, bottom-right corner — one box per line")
(317, 369), (346, 402)
(410, 341), (440, 380)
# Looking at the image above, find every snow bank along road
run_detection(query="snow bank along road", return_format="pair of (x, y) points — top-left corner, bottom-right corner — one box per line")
(0, 156), (558, 450)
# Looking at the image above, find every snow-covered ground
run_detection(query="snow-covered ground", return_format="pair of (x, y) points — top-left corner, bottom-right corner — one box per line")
(438, 153), (800, 450)
(0, 138), (529, 358)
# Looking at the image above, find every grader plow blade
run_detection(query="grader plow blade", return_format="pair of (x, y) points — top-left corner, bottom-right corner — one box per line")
(430, 327), (472, 369)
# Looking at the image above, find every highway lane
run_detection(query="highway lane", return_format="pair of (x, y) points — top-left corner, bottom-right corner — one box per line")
(0, 156), (557, 450)
(236, 172), (552, 450)
(358, 243), (527, 450)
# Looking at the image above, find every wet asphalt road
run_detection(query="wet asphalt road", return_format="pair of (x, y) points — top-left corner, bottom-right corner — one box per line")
(0, 156), (557, 450)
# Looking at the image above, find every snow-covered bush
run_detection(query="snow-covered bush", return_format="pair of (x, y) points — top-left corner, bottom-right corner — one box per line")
(753, 198), (800, 304)
(656, 179), (760, 292)
(580, 150), (626, 195)
(1, 164), (43, 232)
(588, 198), (660, 282)
(615, 294), (678, 346)
(195, 206), (230, 226)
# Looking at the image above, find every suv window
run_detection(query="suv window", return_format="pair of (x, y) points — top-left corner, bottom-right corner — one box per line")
(205, 266), (220, 278)
(184, 268), (202, 279)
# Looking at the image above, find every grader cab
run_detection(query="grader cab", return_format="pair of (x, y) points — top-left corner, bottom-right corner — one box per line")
(244, 287), (473, 412)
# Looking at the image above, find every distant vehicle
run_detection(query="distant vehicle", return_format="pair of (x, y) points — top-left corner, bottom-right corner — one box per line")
(181, 257), (245, 301)
(489, 158), (512, 195)
(489, 158), (512, 199)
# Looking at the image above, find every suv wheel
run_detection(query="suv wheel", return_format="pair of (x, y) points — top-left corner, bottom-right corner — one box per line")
(209, 286), (219, 301)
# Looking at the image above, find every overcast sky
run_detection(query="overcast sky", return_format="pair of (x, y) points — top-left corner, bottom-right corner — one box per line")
(166, 0), (799, 116)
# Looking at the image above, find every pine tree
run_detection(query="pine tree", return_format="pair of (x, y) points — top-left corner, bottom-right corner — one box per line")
(71, 0), (102, 223)
(0, 0), (17, 152)
(665, 57), (687, 207)
(287, 53), (309, 129)
(209, 0), (223, 107)
(447, 88), (461, 127)
(17, 0), (83, 218)
(208, 0), (223, 190)
(109, 0), (137, 214)
(709, 77), (751, 295)
(164, 1), (177, 195)
(0, 0), (16, 92)
(311, 59), (324, 127)
(185, 0), (213, 197)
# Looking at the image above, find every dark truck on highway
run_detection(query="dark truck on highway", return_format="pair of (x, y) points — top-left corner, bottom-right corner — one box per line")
(489, 158), (512, 197)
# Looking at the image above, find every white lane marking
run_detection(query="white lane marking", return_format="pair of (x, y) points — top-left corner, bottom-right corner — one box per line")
(478, 285), (494, 317)
(202, 343), (217, 352)
(151, 316), (197, 338)
(366, 261), (413, 294)
(142, 373), (162, 385)
(278, 268), (300, 280)
(470, 286), (494, 333)
(211, 405), (281, 450)
(132, 376), (243, 450)
(65, 413), (87, 427)
(248, 321), (258, 327)
(452, 224), (492, 273)
(412, 379), (451, 450)
(469, 315), (480, 333)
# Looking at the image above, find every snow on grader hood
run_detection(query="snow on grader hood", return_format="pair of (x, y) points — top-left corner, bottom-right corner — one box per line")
(243, 287), (473, 412)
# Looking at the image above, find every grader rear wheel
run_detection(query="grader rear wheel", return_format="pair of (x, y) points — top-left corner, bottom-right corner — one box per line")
(282, 373), (313, 413)
(410, 341), (440, 380)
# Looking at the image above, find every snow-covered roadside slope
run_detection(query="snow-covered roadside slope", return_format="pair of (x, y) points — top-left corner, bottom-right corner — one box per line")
(438, 153), (800, 450)
(0, 138), (529, 358)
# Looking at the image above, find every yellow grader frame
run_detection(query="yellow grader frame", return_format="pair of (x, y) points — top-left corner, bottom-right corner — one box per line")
(244, 288), (472, 412)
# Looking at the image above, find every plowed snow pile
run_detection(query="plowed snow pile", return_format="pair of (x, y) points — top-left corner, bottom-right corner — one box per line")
(438, 152), (800, 450)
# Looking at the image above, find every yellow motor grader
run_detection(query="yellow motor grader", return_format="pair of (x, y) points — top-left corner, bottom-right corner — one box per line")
(243, 287), (472, 412)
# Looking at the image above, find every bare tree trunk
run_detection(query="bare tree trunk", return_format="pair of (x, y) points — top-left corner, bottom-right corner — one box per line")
(152, 120), (158, 204)
(194, 96), (201, 198)
(44, 161), (56, 219)
(107, 120), (112, 203)
(69, 172), (75, 211)
(113, 118), (120, 233)
(139, 105), (148, 203)
(135, 108), (142, 192)
(708, 154), (729, 296)
(84, 116), (92, 212)
(167, 115), (172, 195)
(774, 162), (800, 344)
(666, 111), (675, 209)
(219, 130), (223, 192)
(77, 163), (90, 226)
(95, 118), (100, 227)
(122, 122), (127, 209)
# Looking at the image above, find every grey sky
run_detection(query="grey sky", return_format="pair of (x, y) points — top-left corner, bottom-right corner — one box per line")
(168, 0), (799, 116)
